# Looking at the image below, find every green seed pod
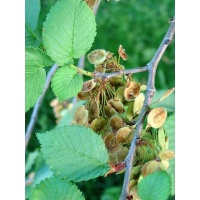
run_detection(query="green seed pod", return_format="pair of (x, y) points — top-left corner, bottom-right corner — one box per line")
(106, 59), (119, 71)
(133, 93), (145, 115)
(161, 160), (169, 169)
(110, 116), (124, 133)
(77, 91), (90, 100)
(90, 117), (107, 133)
(107, 99), (125, 114)
(125, 101), (134, 121)
(109, 75), (125, 87)
(87, 49), (108, 65)
(116, 127), (133, 144)
(108, 153), (117, 164)
(164, 137), (169, 149)
(104, 133), (122, 154)
(158, 126), (166, 150)
(72, 105), (88, 125)
(158, 149), (174, 161)
(116, 146), (129, 162)
(115, 86), (126, 102)
(94, 64), (106, 73)
(124, 81), (140, 101)
(140, 84), (147, 91)
(130, 164), (143, 180)
(141, 160), (166, 177)
(140, 129), (152, 139)
(81, 79), (96, 92)
(135, 139), (157, 163)
(87, 99), (100, 121)
(101, 130), (112, 140)
(104, 105), (116, 118)
(147, 107), (167, 128)
(129, 179), (138, 191)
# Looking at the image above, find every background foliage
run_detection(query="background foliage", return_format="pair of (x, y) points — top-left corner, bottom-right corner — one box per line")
(25, 0), (175, 199)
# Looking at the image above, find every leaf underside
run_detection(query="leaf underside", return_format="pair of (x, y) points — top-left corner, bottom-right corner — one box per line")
(25, 0), (40, 47)
(37, 125), (110, 182)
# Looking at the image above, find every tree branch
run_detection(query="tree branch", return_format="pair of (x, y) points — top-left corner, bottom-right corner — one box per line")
(93, 65), (148, 79)
(93, 0), (101, 15)
(25, 64), (59, 149)
(119, 16), (175, 200)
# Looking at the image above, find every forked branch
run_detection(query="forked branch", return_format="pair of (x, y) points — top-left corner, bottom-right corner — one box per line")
(119, 16), (175, 200)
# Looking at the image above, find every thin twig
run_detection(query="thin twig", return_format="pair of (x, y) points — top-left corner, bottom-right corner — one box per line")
(25, 178), (34, 186)
(93, 65), (148, 79)
(25, 64), (59, 149)
(71, 55), (86, 106)
(93, 0), (101, 15)
(119, 16), (175, 200)
(78, 55), (86, 70)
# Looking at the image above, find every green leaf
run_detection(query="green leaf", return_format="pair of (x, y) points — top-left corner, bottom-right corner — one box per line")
(25, 0), (41, 47)
(164, 113), (175, 195)
(151, 90), (175, 112)
(25, 149), (39, 174)
(29, 175), (85, 200)
(51, 66), (83, 101)
(43, 0), (96, 65)
(37, 125), (110, 182)
(25, 47), (53, 112)
(101, 187), (121, 200)
(158, 88), (175, 102)
(25, 26), (40, 47)
(25, 0), (40, 30)
(138, 171), (171, 200)
(158, 126), (166, 150)
(25, 47), (53, 70)
(25, 155), (53, 199)
(25, 68), (46, 112)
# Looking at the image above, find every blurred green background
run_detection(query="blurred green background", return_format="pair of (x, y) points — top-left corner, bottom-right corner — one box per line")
(25, 0), (175, 199)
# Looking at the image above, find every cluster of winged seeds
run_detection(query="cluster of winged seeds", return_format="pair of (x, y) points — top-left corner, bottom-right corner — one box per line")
(51, 46), (174, 197)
